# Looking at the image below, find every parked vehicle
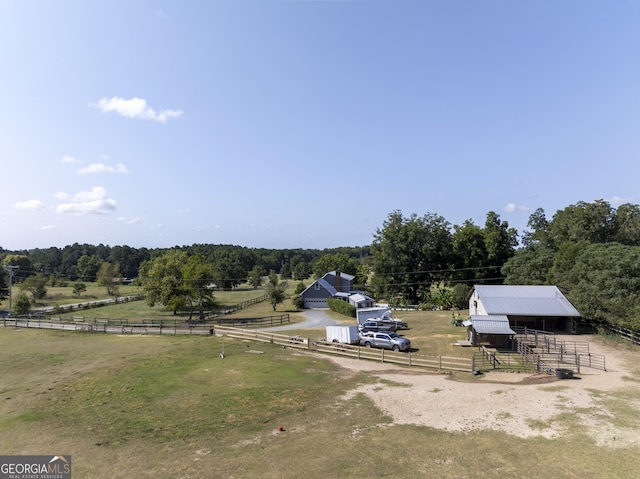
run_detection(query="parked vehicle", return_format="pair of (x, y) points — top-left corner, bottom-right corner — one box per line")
(325, 325), (360, 345)
(356, 306), (409, 330)
(359, 320), (396, 333)
(359, 331), (411, 352)
(381, 318), (408, 330)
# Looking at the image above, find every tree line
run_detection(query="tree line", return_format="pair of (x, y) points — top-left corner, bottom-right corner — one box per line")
(3, 199), (640, 329)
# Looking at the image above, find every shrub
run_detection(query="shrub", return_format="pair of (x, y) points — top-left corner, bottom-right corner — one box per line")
(327, 298), (356, 317)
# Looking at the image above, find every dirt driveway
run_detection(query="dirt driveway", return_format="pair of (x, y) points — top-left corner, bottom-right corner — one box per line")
(330, 335), (640, 447)
(259, 309), (344, 332)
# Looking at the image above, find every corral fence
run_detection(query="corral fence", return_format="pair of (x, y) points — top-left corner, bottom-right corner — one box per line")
(1, 314), (290, 335)
(1, 317), (472, 372)
(2, 317), (214, 335)
(513, 335), (605, 374)
(212, 327), (472, 372)
(213, 314), (290, 328)
(472, 346), (534, 372)
(214, 294), (269, 316)
(471, 330), (607, 374)
(311, 340), (471, 372)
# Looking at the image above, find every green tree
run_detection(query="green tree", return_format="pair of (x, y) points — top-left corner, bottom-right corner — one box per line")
(182, 254), (217, 320)
(613, 203), (640, 246)
(97, 261), (121, 296)
(19, 273), (48, 301)
(521, 208), (551, 249)
(248, 265), (266, 289)
(212, 254), (246, 290)
(563, 243), (640, 328)
(2, 255), (32, 281)
(482, 211), (518, 281)
(371, 210), (453, 303)
(72, 282), (87, 297)
(502, 246), (555, 285)
(280, 262), (292, 280)
(14, 292), (31, 315)
(292, 261), (311, 281)
(76, 254), (102, 282)
(312, 253), (358, 279)
(265, 270), (287, 311)
(138, 250), (188, 314)
(0, 269), (9, 304)
(549, 200), (615, 248)
(451, 283), (471, 309)
(451, 220), (487, 283)
(294, 281), (306, 295)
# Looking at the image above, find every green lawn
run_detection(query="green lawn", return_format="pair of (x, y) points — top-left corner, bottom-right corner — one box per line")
(1, 323), (639, 479)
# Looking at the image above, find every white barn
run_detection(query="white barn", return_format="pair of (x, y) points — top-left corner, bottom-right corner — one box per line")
(469, 285), (582, 333)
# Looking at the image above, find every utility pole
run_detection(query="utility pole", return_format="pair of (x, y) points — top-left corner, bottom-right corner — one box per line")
(6, 265), (18, 317)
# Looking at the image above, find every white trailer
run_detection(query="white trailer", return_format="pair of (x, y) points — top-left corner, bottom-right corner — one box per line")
(325, 325), (360, 344)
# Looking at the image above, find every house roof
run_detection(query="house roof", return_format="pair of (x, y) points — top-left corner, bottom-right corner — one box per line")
(474, 285), (581, 317)
(323, 270), (355, 282)
(301, 278), (337, 296)
(469, 315), (516, 335)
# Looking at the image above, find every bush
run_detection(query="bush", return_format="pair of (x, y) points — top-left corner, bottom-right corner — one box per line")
(327, 298), (356, 317)
(292, 295), (305, 310)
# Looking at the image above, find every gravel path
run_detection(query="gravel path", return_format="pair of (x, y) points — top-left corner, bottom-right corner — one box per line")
(258, 309), (344, 332)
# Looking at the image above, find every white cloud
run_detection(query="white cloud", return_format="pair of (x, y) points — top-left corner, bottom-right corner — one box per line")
(503, 203), (530, 213)
(609, 196), (634, 206)
(36, 225), (55, 230)
(92, 96), (183, 123)
(60, 155), (80, 164)
(77, 162), (128, 175)
(55, 186), (116, 215)
(15, 199), (47, 211)
(178, 208), (189, 214)
(117, 216), (142, 224)
(53, 192), (70, 200)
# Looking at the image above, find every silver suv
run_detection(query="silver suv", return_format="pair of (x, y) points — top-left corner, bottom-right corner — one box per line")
(359, 331), (411, 352)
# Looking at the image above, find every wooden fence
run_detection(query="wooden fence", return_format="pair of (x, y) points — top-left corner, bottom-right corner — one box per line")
(600, 323), (640, 346)
(209, 327), (470, 372)
(1, 317), (213, 335)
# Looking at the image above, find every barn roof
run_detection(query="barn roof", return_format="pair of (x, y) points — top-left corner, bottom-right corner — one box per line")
(469, 315), (516, 335)
(474, 285), (581, 317)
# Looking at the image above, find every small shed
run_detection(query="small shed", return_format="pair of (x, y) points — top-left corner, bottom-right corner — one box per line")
(464, 315), (516, 347)
(348, 293), (375, 308)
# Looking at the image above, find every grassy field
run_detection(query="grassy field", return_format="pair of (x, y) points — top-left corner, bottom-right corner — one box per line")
(2, 296), (640, 478)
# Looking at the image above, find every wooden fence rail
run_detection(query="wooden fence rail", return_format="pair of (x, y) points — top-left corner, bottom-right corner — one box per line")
(600, 323), (640, 346)
(2, 318), (471, 373)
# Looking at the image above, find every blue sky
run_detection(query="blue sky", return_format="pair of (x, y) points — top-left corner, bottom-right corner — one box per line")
(2, 0), (639, 251)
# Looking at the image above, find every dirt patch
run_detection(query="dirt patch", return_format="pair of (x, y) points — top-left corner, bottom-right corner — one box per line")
(330, 335), (640, 446)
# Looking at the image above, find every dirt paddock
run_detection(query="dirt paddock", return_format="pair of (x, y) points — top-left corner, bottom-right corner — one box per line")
(330, 335), (640, 447)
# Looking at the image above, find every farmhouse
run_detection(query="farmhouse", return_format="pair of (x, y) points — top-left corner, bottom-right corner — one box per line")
(299, 270), (373, 309)
(468, 285), (582, 333)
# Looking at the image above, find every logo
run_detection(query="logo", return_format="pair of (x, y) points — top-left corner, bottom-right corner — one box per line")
(0, 455), (71, 479)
